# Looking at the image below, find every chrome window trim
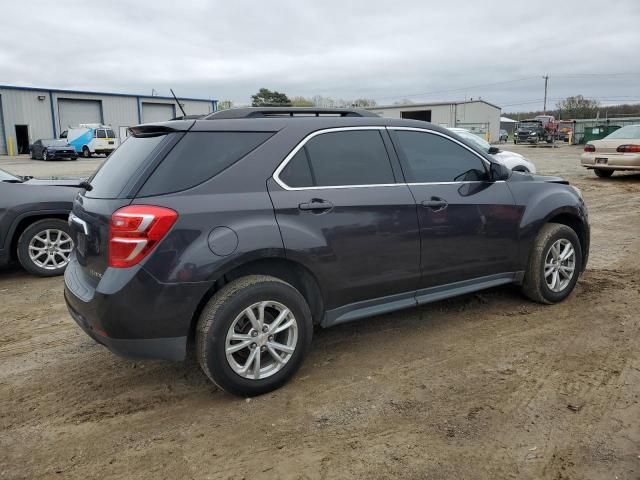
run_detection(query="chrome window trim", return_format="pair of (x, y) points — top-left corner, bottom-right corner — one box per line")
(271, 126), (495, 191)
(272, 126), (395, 191)
(387, 126), (492, 168)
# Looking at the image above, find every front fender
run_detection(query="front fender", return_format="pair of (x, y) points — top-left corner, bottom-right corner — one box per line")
(508, 180), (588, 271)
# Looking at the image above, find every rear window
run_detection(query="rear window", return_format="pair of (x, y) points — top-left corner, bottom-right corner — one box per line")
(85, 134), (169, 198)
(137, 131), (273, 196)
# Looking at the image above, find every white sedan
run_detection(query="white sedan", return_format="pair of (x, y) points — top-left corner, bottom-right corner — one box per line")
(448, 127), (537, 173)
(581, 124), (640, 177)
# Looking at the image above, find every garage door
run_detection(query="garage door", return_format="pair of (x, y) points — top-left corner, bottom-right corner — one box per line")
(0, 95), (6, 155)
(58, 99), (102, 132)
(142, 103), (175, 123)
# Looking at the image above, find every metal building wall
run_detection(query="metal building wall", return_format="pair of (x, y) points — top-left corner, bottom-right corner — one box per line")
(0, 86), (216, 154)
(0, 87), (55, 155)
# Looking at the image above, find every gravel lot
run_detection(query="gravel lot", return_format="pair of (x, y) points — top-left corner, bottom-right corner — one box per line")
(1, 144), (639, 479)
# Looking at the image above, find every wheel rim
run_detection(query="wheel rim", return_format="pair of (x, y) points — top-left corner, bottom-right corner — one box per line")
(28, 229), (74, 270)
(225, 301), (298, 380)
(43, 151), (47, 160)
(544, 239), (576, 293)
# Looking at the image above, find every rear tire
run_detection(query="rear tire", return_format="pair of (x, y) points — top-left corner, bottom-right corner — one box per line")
(82, 146), (91, 158)
(42, 150), (48, 161)
(16, 219), (74, 277)
(594, 168), (613, 178)
(522, 223), (582, 304)
(196, 275), (313, 397)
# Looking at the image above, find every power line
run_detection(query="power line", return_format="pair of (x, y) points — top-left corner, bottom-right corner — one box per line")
(375, 76), (539, 102)
(374, 72), (640, 105)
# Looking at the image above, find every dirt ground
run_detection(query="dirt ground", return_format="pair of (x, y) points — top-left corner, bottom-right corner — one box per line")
(1, 144), (639, 480)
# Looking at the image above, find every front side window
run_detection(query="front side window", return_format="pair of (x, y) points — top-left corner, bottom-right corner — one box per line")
(279, 130), (395, 188)
(394, 130), (487, 183)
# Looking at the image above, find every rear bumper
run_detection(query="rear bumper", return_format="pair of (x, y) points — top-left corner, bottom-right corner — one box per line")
(64, 255), (210, 361)
(66, 296), (186, 360)
(581, 152), (640, 169)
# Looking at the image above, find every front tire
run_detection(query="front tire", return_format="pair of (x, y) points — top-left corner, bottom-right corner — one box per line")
(522, 223), (582, 304)
(42, 150), (48, 161)
(16, 219), (74, 277)
(594, 168), (614, 178)
(196, 275), (313, 397)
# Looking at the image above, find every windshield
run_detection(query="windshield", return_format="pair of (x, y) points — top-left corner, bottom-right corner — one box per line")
(455, 130), (490, 151)
(43, 139), (68, 147)
(604, 125), (640, 140)
(0, 168), (20, 182)
(519, 122), (539, 129)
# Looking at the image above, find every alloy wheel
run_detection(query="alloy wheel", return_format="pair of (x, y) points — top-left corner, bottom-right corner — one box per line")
(225, 301), (298, 380)
(544, 238), (576, 292)
(28, 229), (73, 270)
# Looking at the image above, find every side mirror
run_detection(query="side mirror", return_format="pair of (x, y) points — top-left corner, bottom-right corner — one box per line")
(490, 162), (511, 181)
(488, 146), (500, 155)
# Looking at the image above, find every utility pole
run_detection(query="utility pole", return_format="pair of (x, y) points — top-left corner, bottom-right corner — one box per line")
(543, 75), (549, 114)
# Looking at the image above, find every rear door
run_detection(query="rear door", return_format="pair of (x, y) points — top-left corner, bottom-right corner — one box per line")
(268, 127), (421, 313)
(389, 127), (521, 290)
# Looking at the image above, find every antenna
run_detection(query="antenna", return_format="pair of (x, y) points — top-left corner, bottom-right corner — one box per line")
(170, 89), (187, 117)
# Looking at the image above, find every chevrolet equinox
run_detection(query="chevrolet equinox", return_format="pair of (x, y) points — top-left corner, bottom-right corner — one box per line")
(64, 108), (590, 396)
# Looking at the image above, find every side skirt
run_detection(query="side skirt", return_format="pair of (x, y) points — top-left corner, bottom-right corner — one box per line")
(321, 272), (524, 328)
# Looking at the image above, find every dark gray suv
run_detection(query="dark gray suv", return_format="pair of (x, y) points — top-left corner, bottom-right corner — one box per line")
(64, 108), (589, 396)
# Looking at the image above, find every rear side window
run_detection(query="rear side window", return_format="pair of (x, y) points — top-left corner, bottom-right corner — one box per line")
(86, 134), (169, 198)
(279, 130), (395, 188)
(138, 132), (273, 196)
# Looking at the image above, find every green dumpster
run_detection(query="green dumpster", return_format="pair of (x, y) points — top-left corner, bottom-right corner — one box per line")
(583, 125), (621, 143)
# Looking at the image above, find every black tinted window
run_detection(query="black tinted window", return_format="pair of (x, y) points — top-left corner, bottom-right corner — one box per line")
(139, 132), (273, 196)
(279, 149), (313, 188)
(395, 131), (487, 182)
(303, 130), (394, 187)
(96, 130), (106, 138)
(86, 134), (168, 198)
(106, 129), (115, 138)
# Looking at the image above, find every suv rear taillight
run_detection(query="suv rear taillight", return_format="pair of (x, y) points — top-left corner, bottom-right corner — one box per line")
(616, 144), (640, 153)
(584, 144), (595, 152)
(108, 205), (178, 268)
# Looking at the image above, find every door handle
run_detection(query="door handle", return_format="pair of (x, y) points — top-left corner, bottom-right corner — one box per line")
(298, 199), (334, 212)
(421, 197), (448, 211)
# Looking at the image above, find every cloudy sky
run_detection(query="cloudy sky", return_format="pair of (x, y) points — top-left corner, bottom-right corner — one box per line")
(2, 0), (639, 111)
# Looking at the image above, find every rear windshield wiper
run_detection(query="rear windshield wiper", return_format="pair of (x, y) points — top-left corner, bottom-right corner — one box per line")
(79, 180), (93, 191)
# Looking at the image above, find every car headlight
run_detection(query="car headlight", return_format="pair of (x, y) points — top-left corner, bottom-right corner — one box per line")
(530, 132), (537, 136)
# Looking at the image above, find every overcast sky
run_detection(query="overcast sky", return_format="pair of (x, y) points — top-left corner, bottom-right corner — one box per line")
(2, 0), (639, 111)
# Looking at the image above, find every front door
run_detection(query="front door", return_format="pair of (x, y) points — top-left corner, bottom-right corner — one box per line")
(268, 128), (421, 314)
(389, 127), (521, 289)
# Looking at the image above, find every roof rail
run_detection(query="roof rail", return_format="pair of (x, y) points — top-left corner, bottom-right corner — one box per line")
(204, 107), (379, 119)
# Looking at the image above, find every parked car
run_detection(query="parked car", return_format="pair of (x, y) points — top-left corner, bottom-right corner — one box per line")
(499, 129), (509, 142)
(60, 124), (119, 158)
(448, 128), (537, 173)
(30, 139), (77, 161)
(581, 124), (640, 177)
(0, 168), (81, 276)
(65, 108), (589, 397)
(514, 119), (554, 144)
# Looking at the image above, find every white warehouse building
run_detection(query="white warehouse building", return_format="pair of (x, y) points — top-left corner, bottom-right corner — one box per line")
(0, 85), (217, 155)
(369, 99), (502, 143)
